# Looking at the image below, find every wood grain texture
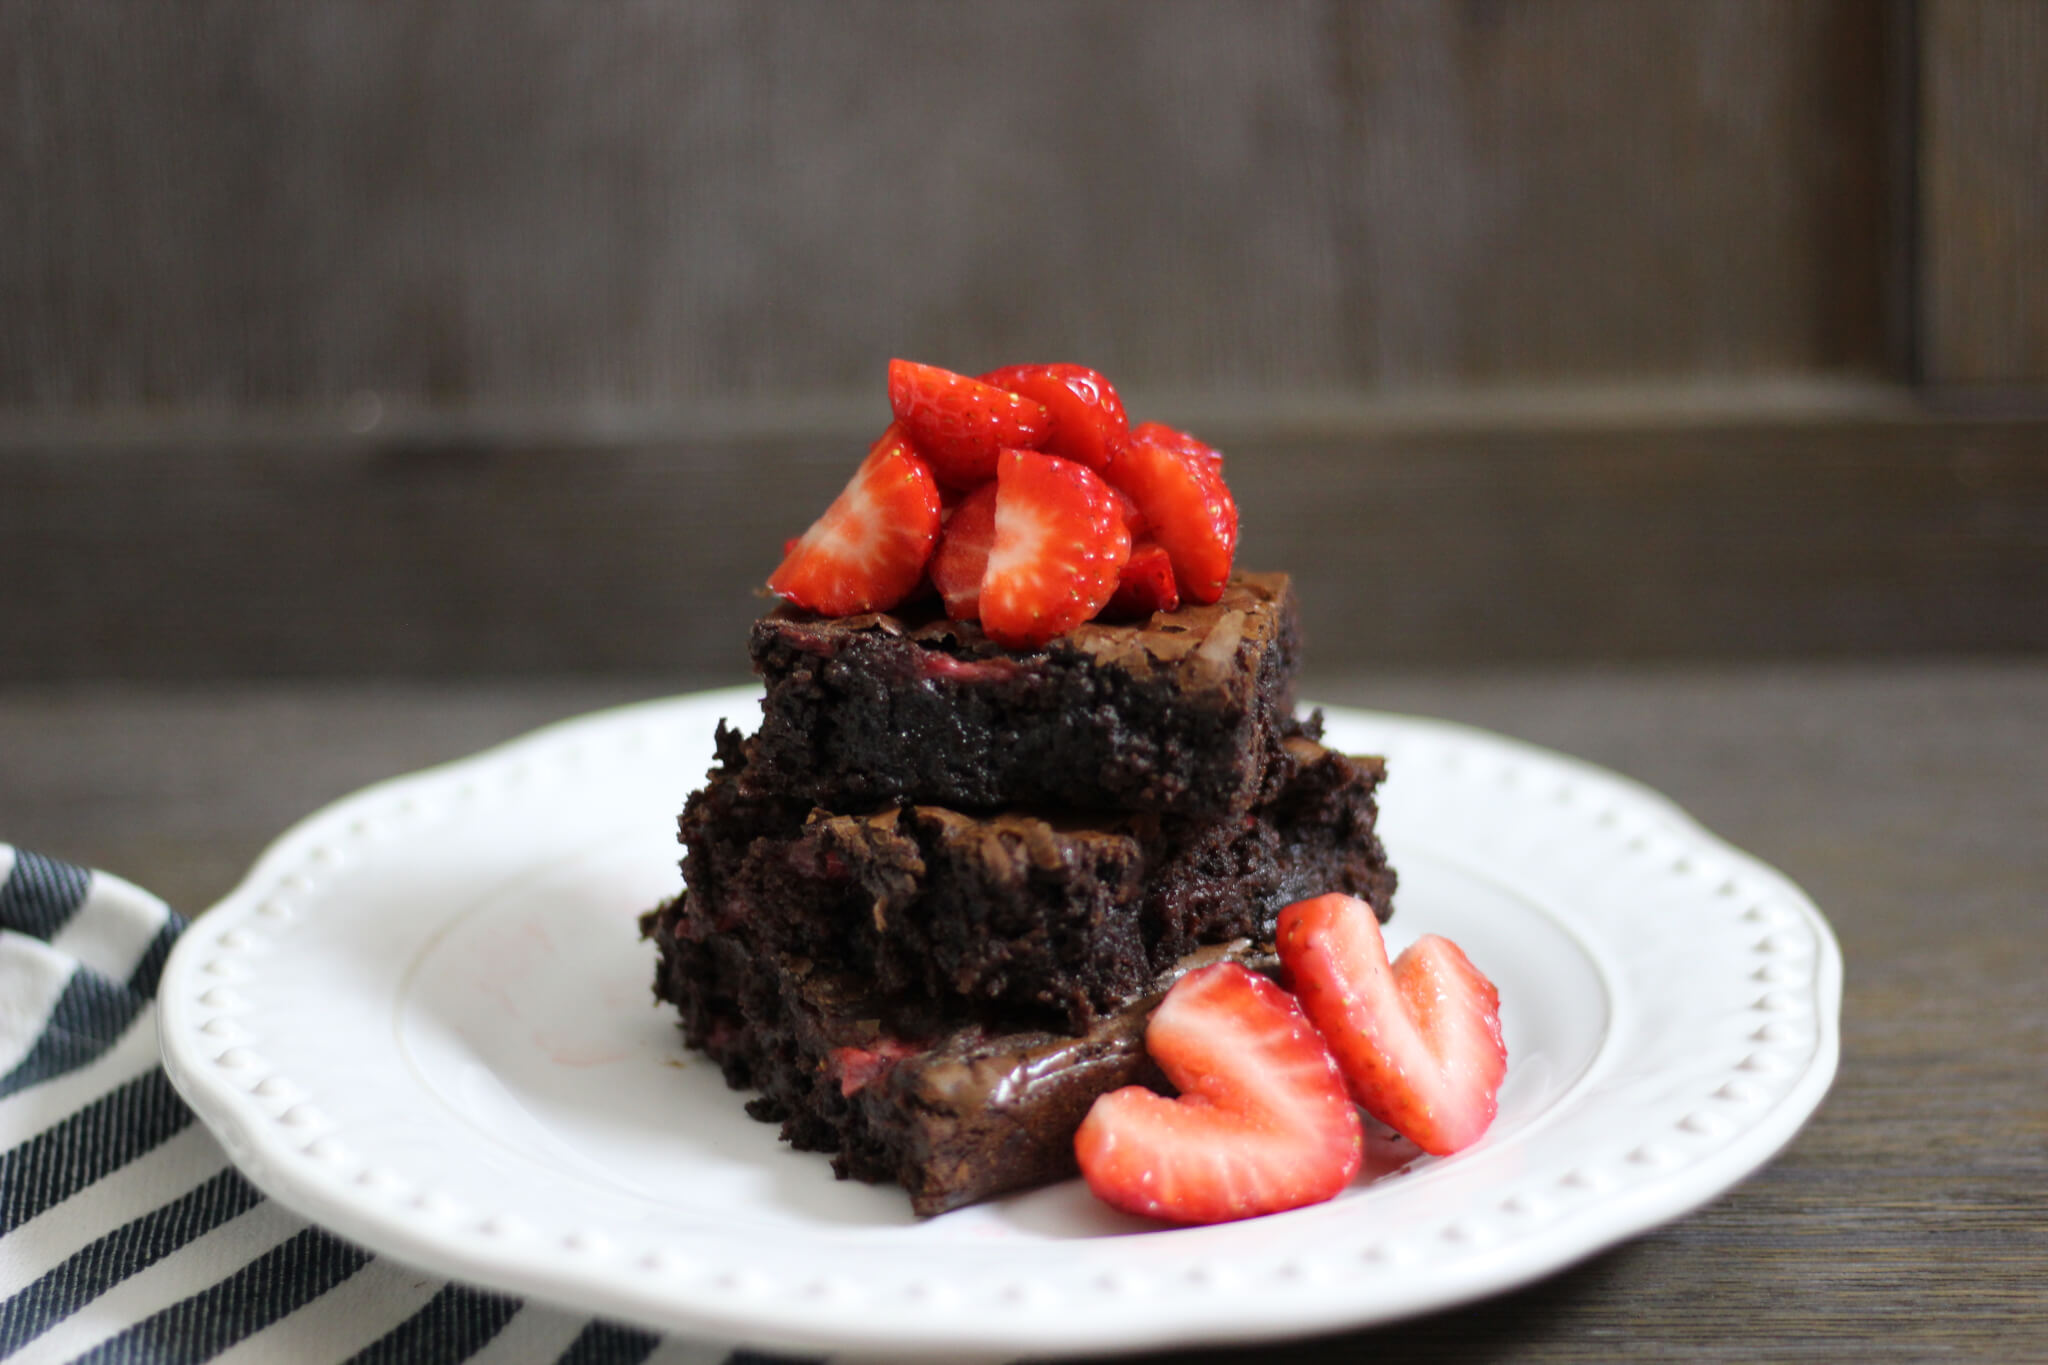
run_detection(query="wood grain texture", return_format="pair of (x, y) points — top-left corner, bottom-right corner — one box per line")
(0, 0), (1889, 410)
(2, 663), (2041, 1358)
(1921, 0), (2048, 387)
(3, 412), (2044, 681)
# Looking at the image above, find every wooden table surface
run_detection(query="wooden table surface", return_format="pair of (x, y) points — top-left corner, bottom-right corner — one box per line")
(4, 661), (2043, 1362)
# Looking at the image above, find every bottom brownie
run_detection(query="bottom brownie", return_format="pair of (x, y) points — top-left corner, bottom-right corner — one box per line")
(642, 900), (1276, 1216)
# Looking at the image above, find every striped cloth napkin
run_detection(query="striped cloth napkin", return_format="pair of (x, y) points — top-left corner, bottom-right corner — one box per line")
(0, 845), (810, 1365)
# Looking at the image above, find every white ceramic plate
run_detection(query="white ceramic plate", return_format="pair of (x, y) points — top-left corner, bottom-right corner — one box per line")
(160, 689), (1840, 1360)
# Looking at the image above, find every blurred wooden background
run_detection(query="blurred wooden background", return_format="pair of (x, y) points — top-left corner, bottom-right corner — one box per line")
(2, 0), (2043, 679)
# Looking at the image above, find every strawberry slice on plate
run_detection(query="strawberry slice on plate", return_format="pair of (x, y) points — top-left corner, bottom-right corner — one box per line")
(888, 359), (1052, 489)
(978, 363), (1130, 474)
(1105, 425), (1238, 605)
(768, 424), (943, 616)
(927, 481), (998, 621)
(1101, 540), (1180, 620)
(979, 448), (1130, 650)
(1075, 962), (1363, 1224)
(1277, 893), (1507, 1156)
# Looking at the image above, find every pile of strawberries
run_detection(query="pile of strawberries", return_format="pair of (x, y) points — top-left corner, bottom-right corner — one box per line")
(769, 361), (1239, 649)
(1076, 893), (1509, 1225)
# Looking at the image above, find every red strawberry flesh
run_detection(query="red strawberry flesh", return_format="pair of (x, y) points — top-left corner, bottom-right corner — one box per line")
(1109, 483), (1149, 541)
(928, 481), (998, 621)
(978, 363), (1129, 474)
(888, 359), (1052, 489)
(1074, 962), (1363, 1225)
(1101, 540), (1180, 620)
(979, 449), (1130, 650)
(1133, 421), (1225, 472)
(767, 424), (942, 616)
(1073, 961), (1359, 1227)
(1277, 893), (1507, 1156)
(1105, 428), (1238, 605)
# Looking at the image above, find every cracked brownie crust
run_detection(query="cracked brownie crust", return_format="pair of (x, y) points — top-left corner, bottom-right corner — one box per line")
(744, 573), (1305, 818)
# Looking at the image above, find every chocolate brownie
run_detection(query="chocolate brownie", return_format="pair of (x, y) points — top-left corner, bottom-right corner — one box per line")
(679, 726), (1395, 1032)
(743, 573), (1303, 817)
(641, 902), (1278, 1216)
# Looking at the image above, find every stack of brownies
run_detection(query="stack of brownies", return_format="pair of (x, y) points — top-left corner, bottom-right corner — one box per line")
(642, 572), (1397, 1215)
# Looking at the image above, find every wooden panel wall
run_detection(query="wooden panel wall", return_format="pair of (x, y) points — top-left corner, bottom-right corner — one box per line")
(0, 1), (1890, 411)
(3, 0), (2043, 680)
(1921, 0), (2048, 388)
(5, 413), (2044, 681)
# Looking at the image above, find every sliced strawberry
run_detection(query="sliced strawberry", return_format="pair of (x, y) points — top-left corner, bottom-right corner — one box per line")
(1110, 483), (1149, 541)
(978, 364), (1129, 474)
(1132, 421), (1224, 473)
(1105, 427), (1238, 605)
(979, 449), (1130, 650)
(928, 481), (998, 620)
(1075, 962), (1362, 1224)
(1276, 893), (1507, 1156)
(1100, 541), (1179, 620)
(888, 359), (1052, 489)
(768, 424), (942, 616)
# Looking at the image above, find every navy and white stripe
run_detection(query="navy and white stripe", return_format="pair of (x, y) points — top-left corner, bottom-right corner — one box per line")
(0, 846), (835, 1365)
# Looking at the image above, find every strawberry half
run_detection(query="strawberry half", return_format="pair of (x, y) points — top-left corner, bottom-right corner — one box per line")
(978, 363), (1129, 474)
(1101, 540), (1179, 620)
(1075, 962), (1363, 1224)
(1132, 421), (1224, 473)
(888, 359), (1052, 489)
(1110, 483), (1149, 541)
(1105, 425), (1238, 605)
(979, 449), (1130, 650)
(768, 424), (943, 616)
(1276, 893), (1507, 1156)
(928, 481), (998, 621)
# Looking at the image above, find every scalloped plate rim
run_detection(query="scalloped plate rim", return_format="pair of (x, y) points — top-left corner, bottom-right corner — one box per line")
(158, 688), (1843, 1358)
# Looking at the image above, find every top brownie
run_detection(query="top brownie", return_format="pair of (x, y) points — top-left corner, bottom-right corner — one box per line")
(743, 573), (1302, 817)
